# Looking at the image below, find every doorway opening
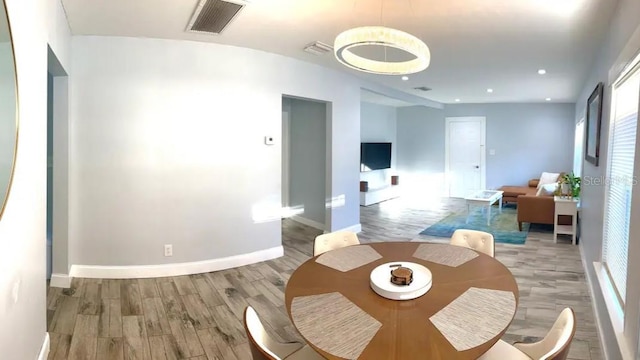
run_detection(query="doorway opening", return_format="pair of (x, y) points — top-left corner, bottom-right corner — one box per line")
(281, 96), (330, 244)
(47, 46), (70, 289)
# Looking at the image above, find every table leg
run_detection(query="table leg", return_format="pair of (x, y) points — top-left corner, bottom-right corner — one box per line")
(572, 214), (577, 245)
(499, 197), (503, 213)
(487, 204), (491, 226)
(553, 214), (558, 244)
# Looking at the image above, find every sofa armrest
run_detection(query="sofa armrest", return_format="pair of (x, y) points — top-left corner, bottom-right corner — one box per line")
(528, 179), (540, 188)
(517, 195), (555, 224)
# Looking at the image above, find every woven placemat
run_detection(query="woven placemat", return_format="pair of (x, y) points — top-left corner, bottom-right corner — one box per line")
(315, 245), (383, 272)
(429, 287), (516, 351)
(412, 243), (479, 267)
(291, 292), (382, 359)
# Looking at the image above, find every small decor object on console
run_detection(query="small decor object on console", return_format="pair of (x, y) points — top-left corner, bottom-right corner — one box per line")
(370, 262), (432, 300)
(360, 181), (369, 192)
(390, 265), (413, 286)
(391, 175), (399, 185)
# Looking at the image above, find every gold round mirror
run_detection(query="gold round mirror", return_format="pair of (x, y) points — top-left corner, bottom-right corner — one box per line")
(0, 0), (17, 220)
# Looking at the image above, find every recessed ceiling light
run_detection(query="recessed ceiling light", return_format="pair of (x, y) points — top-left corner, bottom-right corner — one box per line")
(487, 88), (493, 93)
(402, 76), (409, 81)
(455, 98), (461, 102)
(545, 97), (552, 101)
(538, 69), (547, 75)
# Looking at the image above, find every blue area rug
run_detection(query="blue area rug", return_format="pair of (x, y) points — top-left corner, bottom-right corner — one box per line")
(419, 204), (529, 245)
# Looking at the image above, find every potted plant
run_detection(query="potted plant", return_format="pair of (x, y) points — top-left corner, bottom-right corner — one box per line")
(559, 172), (581, 198)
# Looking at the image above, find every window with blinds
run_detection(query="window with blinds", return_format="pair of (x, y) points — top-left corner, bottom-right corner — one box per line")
(603, 66), (640, 305)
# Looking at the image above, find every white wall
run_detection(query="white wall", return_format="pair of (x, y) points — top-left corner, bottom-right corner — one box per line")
(444, 103), (575, 189)
(359, 102), (397, 190)
(0, 0), (71, 358)
(69, 36), (361, 269)
(575, 0), (640, 358)
(396, 105), (447, 198)
(395, 104), (575, 198)
(288, 97), (327, 227)
(45, 0), (70, 70)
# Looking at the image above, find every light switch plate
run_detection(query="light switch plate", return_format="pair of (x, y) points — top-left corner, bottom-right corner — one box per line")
(264, 136), (275, 145)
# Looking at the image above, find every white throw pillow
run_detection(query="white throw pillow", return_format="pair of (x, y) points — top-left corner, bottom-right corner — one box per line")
(536, 183), (557, 196)
(538, 172), (560, 189)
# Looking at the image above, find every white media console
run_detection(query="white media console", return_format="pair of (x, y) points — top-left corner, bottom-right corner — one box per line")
(360, 184), (400, 206)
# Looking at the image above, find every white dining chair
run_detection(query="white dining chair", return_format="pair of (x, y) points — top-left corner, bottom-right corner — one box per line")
(313, 230), (360, 256)
(450, 229), (495, 257)
(243, 306), (324, 360)
(479, 307), (576, 360)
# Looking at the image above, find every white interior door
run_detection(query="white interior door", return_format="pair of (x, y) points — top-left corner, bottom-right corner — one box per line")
(446, 117), (486, 198)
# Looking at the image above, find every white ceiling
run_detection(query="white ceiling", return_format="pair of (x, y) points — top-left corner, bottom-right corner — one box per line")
(61, 0), (618, 104)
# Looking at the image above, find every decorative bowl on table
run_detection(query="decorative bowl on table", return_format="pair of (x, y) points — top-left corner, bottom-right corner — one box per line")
(370, 262), (432, 301)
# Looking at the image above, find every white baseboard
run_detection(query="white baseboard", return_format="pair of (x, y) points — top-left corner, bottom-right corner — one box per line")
(291, 215), (325, 231)
(331, 223), (362, 234)
(289, 215), (361, 235)
(49, 273), (71, 289)
(37, 333), (50, 360)
(69, 246), (283, 279)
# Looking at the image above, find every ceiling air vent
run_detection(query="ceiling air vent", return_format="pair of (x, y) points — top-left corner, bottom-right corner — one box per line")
(186, 0), (246, 35)
(413, 86), (432, 92)
(304, 41), (333, 56)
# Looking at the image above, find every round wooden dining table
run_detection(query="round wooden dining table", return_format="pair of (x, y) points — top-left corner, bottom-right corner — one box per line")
(285, 242), (519, 360)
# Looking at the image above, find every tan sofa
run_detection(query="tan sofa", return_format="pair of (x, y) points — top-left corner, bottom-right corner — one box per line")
(499, 178), (570, 231)
(500, 179), (539, 204)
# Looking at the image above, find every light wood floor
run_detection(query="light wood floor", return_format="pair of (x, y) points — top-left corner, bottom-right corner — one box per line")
(46, 197), (601, 360)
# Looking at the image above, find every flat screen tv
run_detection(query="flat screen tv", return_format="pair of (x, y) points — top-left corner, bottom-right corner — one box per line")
(360, 142), (392, 172)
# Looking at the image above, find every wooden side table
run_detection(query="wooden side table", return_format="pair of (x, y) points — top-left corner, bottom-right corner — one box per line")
(554, 196), (579, 245)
